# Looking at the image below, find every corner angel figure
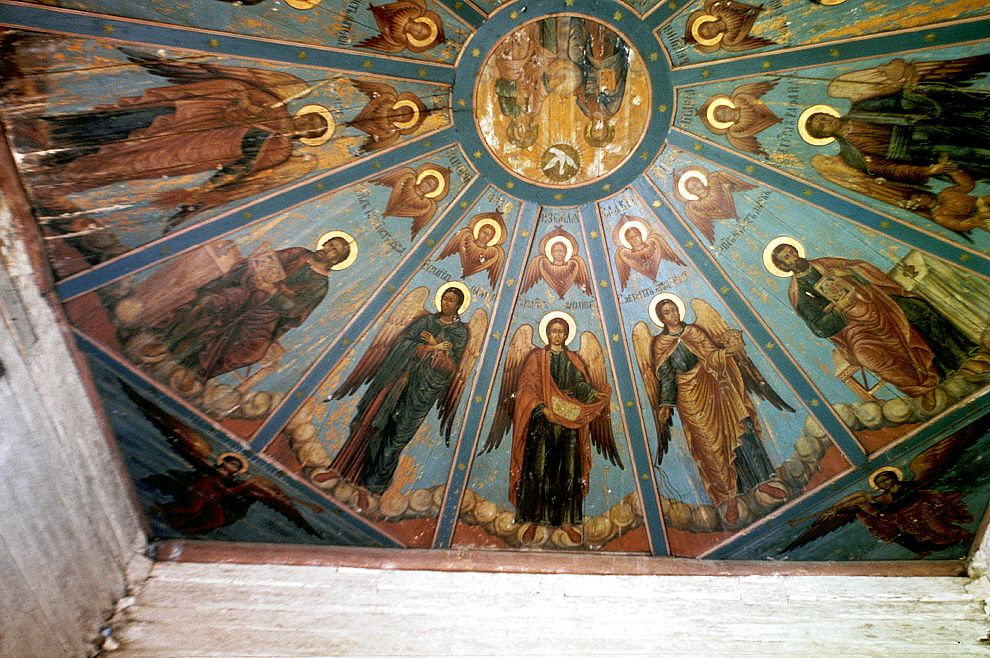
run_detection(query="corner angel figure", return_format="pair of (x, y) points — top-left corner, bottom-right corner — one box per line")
(328, 283), (487, 494)
(611, 215), (684, 291)
(684, 0), (776, 54)
(633, 296), (794, 524)
(478, 313), (623, 539)
(123, 383), (325, 538)
(372, 164), (451, 239)
(781, 425), (981, 557)
(698, 81), (781, 157)
(358, 0), (446, 54)
(437, 211), (507, 287)
(40, 48), (335, 233)
(347, 79), (428, 153)
(673, 167), (757, 245)
(521, 227), (592, 298)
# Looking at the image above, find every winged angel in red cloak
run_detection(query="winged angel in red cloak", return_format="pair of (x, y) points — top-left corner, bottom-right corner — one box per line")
(478, 313), (623, 543)
(521, 227), (592, 298)
(698, 81), (782, 157)
(123, 383), (326, 538)
(372, 164), (451, 239)
(327, 284), (486, 495)
(684, 0), (777, 54)
(781, 425), (980, 557)
(358, 0), (446, 54)
(673, 167), (757, 245)
(633, 296), (793, 525)
(38, 48), (336, 233)
(437, 211), (508, 287)
(611, 215), (684, 291)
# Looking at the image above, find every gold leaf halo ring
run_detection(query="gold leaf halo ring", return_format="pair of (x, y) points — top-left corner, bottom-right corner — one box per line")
(618, 218), (651, 249)
(435, 281), (471, 315)
(676, 169), (708, 202)
(544, 235), (574, 261)
(762, 236), (805, 278)
(317, 230), (358, 270)
(648, 292), (686, 328)
(798, 104), (840, 147)
(295, 104), (336, 146)
(538, 311), (577, 346)
(472, 215), (503, 246)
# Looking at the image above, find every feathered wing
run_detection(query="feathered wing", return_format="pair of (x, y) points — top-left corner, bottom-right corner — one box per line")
(484, 246), (505, 288)
(437, 229), (467, 262)
(632, 322), (670, 466)
(726, 131), (766, 157)
(691, 298), (794, 412)
(779, 491), (868, 553)
(240, 475), (322, 537)
(708, 0), (776, 50)
(520, 255), (544, 293)
(120, 380), (214, 469)
(437, 309), (488, 444)
(614, 248), (632, 290)
(578, 332), (623, 469)
(330, 287), (430, 399)
(478, 325), (534, 454)
(571, 256), (593, 297)
(732, 80), (777, 101)
(119, 47), (311, 101)
(828, 55), (990, 103)
(908, 422), (984, 487)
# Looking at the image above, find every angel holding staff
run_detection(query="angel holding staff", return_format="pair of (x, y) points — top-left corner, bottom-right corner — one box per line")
(479, 312), (623, 543)
(633, 294), (794, 525)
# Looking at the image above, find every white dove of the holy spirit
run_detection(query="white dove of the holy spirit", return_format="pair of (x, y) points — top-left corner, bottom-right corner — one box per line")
(543, 147), (577, 175)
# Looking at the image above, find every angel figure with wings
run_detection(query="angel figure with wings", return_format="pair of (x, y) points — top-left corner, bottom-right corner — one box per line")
(372, 164), (451, 239)
(521, 227), (592, 299)
(478, 312), (623, 542)
(684, 0), (777, 54)
(633, 295), (794, 525)
(698, 81), (781, 157)
(347, 79), (428, 153)
(37, 48), (335, 233)
(358, 0), (446, 54)
(781, 425), (981, 557)
(612, 215), (684, 291)
(124, 383), (325, 538)
(673, 167), (757, 245)
(437, 211), (507, 287)
(327, 283), (486, 494)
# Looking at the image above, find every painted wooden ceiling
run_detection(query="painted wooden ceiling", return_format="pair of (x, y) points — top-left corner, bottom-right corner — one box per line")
(1, 0), (989, 561)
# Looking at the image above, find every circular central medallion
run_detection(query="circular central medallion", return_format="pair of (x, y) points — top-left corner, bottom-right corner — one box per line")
(474, 15), (651, 188)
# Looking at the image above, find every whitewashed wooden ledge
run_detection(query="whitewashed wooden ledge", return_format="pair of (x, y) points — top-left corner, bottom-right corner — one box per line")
(105, 548), (990, 656)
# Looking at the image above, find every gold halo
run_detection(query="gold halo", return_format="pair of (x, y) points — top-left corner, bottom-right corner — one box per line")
(618, 218), (651, 249)
(407, 16), (439, 48)
(818, 0), (847, 4)
(544, 235), (574, 262)
(705, 96), (737, 130)
(391, 99), (421, 130)
(648, 293), (686, 328)
(538, 311), (577, 346)
(416, 168), (447, 199)
(317, 230), (358, 270)
(216, 452), (249, 475)
(677, 169), (708, 202)
(295, 104), (335, 146)
(798, 104), (841, 146)
(762, 236), (806, 278)
(435, 281), (471, 315)
(285, 0), (322, 8)
(472, 216), (503, 246)
(868, 466), (903, 490)
(690, 14), (724, 47)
